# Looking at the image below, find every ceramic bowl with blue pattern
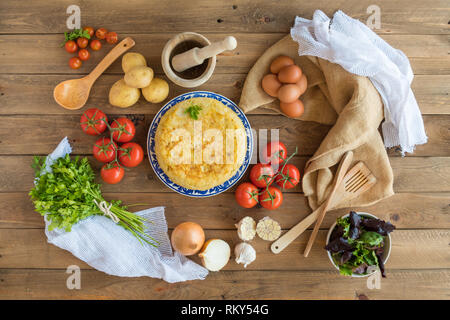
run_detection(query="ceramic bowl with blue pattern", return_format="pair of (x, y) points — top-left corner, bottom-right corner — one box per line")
(147, 91), (253, 197)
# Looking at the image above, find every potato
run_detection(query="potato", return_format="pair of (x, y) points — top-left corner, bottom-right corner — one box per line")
(142, 78), (169, 103)
(109, 79), (140, 108)
(124, 66), (154, 88)
(122, 52), (147, 73)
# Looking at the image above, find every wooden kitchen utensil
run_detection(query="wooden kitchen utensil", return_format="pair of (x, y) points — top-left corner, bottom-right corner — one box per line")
(271, 161), (377, 254)
(171, 36), (237, 72)
(303, 151), (354, 257)
(54, 37), (135, 110)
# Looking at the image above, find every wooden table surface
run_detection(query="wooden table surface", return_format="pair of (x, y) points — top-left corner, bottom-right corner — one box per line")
(0, 0), (449, 300)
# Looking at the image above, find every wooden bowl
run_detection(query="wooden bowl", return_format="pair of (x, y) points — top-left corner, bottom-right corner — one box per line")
(161, 32), (216, 88)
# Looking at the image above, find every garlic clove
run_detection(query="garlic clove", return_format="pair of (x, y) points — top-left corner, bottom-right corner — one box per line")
(235, 216), (256, 241)
(198, 239), (231, 272)
(234, 242), (256, 268)
(256, 217), (281, 241)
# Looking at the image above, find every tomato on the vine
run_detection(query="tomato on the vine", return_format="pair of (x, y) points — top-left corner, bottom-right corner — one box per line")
(262, 141), (287, 165)
(275, 164), (300, 189)
(110, 118), (136, 143)
(235, 182), (259, 208)
(95, 28), (108, 39)
(78, 48), (90, 61)
(249, 163), (274, 188)
(64, 40), (78, 53)
(106, 32), (118, 44)
(80, 108), (108, 135)
(76, 37), (89, 49)
(83, 26), (95, 38)
(118, 142), (144, 168)
(90, 39), (102, 51)
(101, 162), (124, 184)
(259, 186), (283, 210)
(93, 138), (117, 163)
(69, 57), (82, 69)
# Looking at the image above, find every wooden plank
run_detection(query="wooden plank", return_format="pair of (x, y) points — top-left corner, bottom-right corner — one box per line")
(2, 192), (449, 229)
(0, 229), (448, 271)
(0, 268), (448, 299)
(1, 155), (449, 193)
(1, 74), (448, 115)
(0, 0), (449, 35)
(0, 114), (448, 156)
(0, 34), (449, 75)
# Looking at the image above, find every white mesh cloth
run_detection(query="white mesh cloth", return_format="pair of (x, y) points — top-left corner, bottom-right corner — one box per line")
(290, 10), (427, 154)
(40, 137), (208, 283)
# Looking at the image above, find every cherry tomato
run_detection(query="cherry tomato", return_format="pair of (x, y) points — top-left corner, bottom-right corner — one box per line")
(110, 118), (136, 143)
(90, 39), (102, 51)
(249, 163), (274, 188)
(106, 32), (118, 44)
(69, 57), (82, 69)
(275, 164), (300, 189)
(80, 108), (108, 135)
(77, 37), (89, 49)
(83, 26), (95, 38)
(95, 28), (108, 39)
(262, 141), (287, 165)
(64, 40), (78, 53)
(101, 163), (124, 184)
(118, 142), (144, 168)
(93, 138), (117, 163)
(78, 48), (90, 61)
(259, 186), (283, 210)
(235, 182), (259, 208)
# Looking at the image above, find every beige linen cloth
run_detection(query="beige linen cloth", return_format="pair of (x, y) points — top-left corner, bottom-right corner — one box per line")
(239, 35), (394, 210)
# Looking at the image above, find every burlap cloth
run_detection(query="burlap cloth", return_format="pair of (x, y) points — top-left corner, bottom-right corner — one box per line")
(239, 35), (394, 210)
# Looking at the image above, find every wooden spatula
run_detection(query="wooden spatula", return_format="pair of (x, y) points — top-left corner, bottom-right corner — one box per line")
(271, 161), (377, 254)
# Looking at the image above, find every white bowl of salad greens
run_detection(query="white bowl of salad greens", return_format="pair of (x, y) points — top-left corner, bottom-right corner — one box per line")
(325, 211), (395, 278)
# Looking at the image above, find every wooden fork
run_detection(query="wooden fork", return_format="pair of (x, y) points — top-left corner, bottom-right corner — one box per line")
(270, 161), (377, 255)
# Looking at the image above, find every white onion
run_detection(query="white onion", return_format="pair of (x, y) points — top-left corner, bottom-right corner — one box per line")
(198, 239), (230, 271)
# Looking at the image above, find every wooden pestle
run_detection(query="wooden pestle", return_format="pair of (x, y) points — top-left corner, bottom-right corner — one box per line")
(171, 36), (237, 73)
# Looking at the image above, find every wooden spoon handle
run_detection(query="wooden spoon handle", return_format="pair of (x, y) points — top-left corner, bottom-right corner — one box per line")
(86, 37), (135, 82)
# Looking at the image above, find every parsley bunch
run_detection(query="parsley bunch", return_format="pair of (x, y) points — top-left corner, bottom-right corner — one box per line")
(61, 28), (91, 46)
(29, 155), (158, 246)
(184, 104), (202, 120)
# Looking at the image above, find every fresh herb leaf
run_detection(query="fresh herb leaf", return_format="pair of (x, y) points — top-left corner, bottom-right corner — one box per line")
(61, 28), (91, 46)
(184, 105), (202, 120)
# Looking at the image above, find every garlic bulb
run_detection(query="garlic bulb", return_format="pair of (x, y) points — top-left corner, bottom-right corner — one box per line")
(234, 242), (256, 268)
(235, 216), (256, 241)
(256, 217), (281, 241)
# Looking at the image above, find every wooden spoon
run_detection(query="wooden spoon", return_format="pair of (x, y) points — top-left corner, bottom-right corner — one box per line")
(53, 37), (135, 110)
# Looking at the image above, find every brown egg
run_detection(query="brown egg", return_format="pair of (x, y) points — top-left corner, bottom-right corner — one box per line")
(296, 74), (308, 95)
(278, 65), (302, 84)
(270, 56), (294, 74)
(277, 84), (302, 103)
(261, 74), (282, 97)
(280, 100), (304, 118)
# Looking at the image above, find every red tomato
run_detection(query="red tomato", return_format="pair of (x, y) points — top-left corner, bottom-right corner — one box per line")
(95, 28), (108, 39)
(106, 32), (118, 44)
(76, 37), (89, 49)
(110, 118), (136, 143)
(69, 57), (82, 69)
(80, 108), (108, 135)
(93, 138), (117, 163)
(275, 164), (300, 189)
(78, 48), (90, 61)
(235, 182), (259, 208)
(118, 142), (144, 167)
(83, 26), (95, 38)
(90, 39), (102, 51)
(64, 40), (78, 53)
(259, 186), (283, 210)
(262, 141), (287, 165)
(101, 163), (124, 184)
(249, 163), (274, 188)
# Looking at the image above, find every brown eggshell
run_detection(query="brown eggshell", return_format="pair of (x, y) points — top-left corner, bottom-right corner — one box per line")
(261, 74), (282, 97)
(278, 65), (302, 84)
(280, 100), (304, 118)
(277, 84), (302, 103)
(296, 74), (308, 95)
(270, 56), (294, 74)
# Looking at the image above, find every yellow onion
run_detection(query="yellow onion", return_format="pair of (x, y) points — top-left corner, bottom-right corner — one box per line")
(171, 222), (205, 256)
